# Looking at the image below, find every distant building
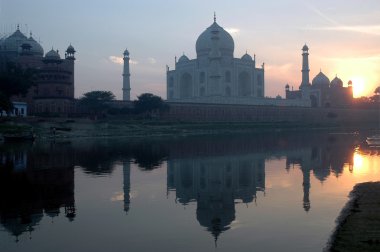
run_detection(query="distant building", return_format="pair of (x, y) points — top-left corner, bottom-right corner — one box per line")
(0, 101), (27, 117)
(285, 45), (353, 107)
(0, 25), (76, 116)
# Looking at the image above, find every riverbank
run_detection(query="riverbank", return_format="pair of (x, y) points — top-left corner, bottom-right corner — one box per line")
(326, 182), (380, 252)
(0, 117), (377, 140)
(0, 117), (376, 140)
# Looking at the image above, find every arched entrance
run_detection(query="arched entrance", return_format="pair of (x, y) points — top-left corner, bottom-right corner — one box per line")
(180, 73), (193, 98)
(238, 71), (251, 96)
(310, 95), (318, 107)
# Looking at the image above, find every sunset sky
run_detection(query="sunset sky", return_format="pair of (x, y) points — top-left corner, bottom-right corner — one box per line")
(1, 0), (379, 99)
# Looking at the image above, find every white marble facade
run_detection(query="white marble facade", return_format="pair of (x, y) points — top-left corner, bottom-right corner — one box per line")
(167, 16), (265, 102)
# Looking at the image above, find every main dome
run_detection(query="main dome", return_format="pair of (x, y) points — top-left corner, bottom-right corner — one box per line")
(1, 29), (27, 52)
(196, 21), (234, 58)
(312, 71), (330, 89)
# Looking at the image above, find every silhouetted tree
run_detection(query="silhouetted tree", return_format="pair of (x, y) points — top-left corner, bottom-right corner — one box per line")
(79, 90), (115, 116)
(0, 62), (36, 113)
(133, 93), (167, 116)
(369, 86), (380, 103)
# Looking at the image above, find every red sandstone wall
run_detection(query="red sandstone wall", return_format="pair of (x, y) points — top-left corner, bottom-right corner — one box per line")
(162, 102), (379, 126)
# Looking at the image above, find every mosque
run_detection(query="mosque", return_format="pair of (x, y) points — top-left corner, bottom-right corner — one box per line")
(285, 45), (353, 107)
(0, 26), (76, 115)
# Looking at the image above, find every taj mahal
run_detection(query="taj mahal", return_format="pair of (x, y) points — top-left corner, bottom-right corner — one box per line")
(163, 15), (309, 107)
(122, 15), (353, 108)
(167, 15), (265, 101)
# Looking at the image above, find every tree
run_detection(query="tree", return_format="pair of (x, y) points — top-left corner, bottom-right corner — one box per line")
(0, 62), (36, 112)
(133, 93), (167, 116)
(79, 91), (115, 116)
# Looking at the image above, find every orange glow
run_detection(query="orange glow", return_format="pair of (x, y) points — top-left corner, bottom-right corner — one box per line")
(350, 76), (366, 98)
(353, 152), (364, 170)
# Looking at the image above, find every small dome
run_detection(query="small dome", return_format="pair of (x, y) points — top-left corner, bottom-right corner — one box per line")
(348, 80), (353, 86)
(27, 36), (44, 56)
(66, 44), (75, 53)
(330, 76), (343, 88)
(312, 71), (330, 89)
(196, 21), (234, 58)
(2, 28), (28, 52)
(45, 48), (61, 60)
(178, 54), (189, 63)
(241, 53), (253, 61)
(302, 44), (309, 51)
(123, 48), (129, 56)
(285, 84), (290, 88)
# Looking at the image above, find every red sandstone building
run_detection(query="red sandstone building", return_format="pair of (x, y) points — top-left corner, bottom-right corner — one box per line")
(0, 26), (76, 116)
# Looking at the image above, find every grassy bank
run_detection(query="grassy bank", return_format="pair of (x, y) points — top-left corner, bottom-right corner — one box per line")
(0, 117), (377, 140)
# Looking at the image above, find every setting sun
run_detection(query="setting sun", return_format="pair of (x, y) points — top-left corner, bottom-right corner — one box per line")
(350, 77), (366, 98)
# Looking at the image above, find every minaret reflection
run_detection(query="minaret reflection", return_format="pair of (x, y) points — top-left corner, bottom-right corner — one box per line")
(123, 161), (131, 213)
(0, 142), (76, 242)
(168, 155), (265, 243)
(286, 139), (354, 212)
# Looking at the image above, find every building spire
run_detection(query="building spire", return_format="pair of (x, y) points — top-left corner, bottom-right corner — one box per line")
(214, 12), (216, 22)
(17, 24), (20, 30)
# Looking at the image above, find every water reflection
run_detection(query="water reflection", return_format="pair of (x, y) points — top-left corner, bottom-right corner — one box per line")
(0, 131), (377, 250)
(285, 135), (356, 211)
(0, 142), (75, 242)
(167, 155), (265, 243)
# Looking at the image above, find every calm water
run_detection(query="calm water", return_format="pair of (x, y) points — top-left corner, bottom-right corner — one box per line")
(0, 132), (379, 252)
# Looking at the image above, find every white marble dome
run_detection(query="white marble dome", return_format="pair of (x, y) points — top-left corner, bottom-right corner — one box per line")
(178, 54), (189, 63)
(330, 76), (343, 88)
(241, 53), (253, 61)
(196, 21), (234, 58)
(312, 71), (330, 88)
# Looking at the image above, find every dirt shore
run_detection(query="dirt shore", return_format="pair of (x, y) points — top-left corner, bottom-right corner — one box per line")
(326, 182), (380, 252)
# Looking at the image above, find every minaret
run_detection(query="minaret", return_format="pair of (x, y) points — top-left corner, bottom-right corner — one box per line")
(301, 166), (311, 212)
(300, 44), (311, 90)
(123, 49), (131, 101)
(65, 44), (76, 100)
(123, 161), (131, 213)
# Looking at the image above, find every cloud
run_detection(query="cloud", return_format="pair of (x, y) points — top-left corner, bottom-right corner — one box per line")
(309, 25), (380, 36)
(306, 4), (339, 26)
(305, 3), (380, 36)
(110, 191), (124, 202)
(109, 56), (138, 65)
(322, 54), (380, 62)
(265, 63), (294, 73)
(225, 28), (240, 35)
(109, 56), (123, 65)
(147, 57), (157, 64)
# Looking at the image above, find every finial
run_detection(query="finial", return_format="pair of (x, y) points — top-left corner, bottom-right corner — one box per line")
(17, 24), (20, 30)
(246, 50), (248, 54)
(254, 54), (256, 60)
(320, 68), (321, 73)
(214, 12), (216, 22)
